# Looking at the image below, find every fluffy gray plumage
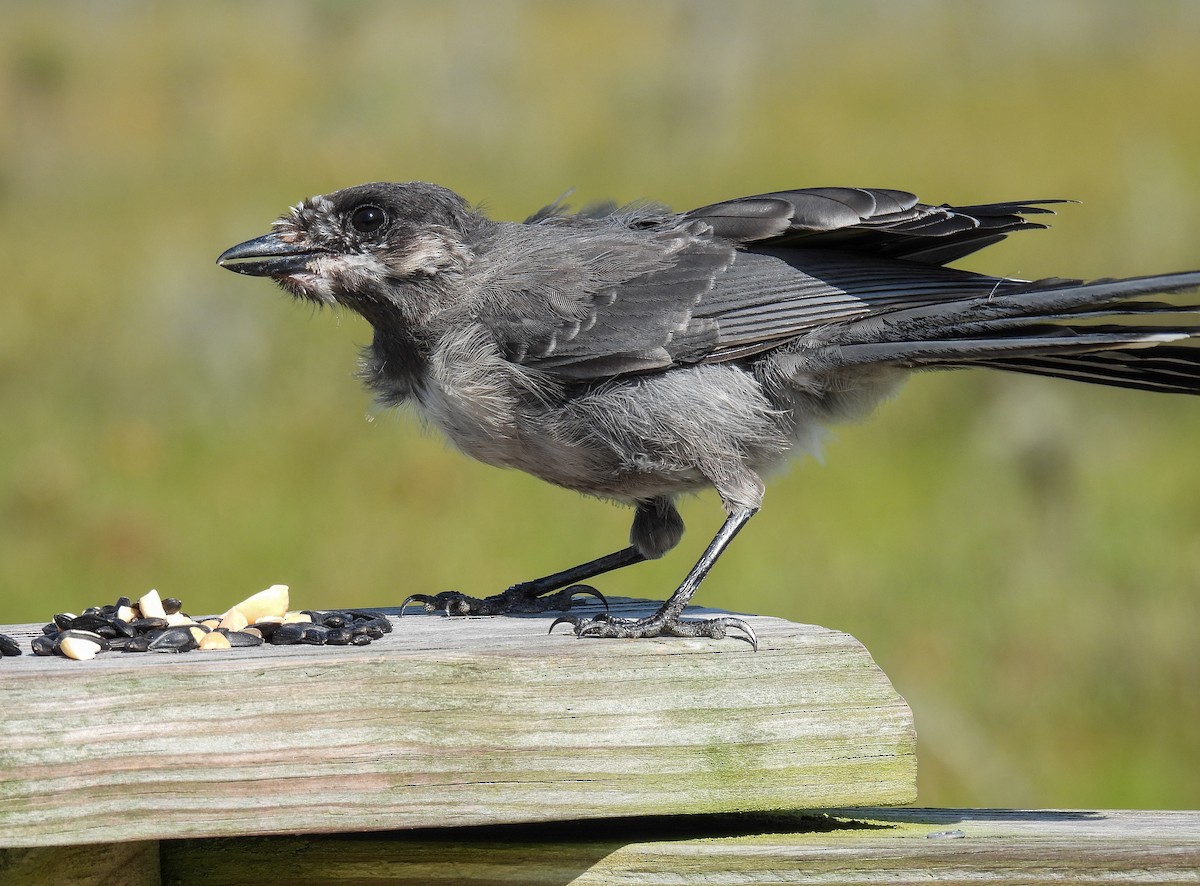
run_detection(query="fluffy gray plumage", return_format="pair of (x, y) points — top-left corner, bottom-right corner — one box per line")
(218, 182), (1200, 647)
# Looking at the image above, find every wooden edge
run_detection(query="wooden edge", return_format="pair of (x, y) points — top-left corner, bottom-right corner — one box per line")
(0, 600), (916, 847)
(0, 841), (160, 886)
(153, 808), (1200, 885)
(6, 809), (1198, 884)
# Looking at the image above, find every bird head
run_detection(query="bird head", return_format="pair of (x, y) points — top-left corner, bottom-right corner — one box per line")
(217, 182), (478, 317)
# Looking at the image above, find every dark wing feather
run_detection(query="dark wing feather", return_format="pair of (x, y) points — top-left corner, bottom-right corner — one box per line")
(694, 249), (1019, 362)
(521, 244), (731, 378)
(483, 222), (735, 379)
(501, 188), (1073, 381)
(685, 187), (1064, 265)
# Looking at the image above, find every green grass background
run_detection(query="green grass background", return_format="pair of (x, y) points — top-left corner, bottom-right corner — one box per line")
(2, 1), (1199, 809)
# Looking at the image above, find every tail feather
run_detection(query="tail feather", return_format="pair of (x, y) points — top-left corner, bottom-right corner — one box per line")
(826, 270), (1200, 394)
(872, 271), (1200, 332)
(972, 347), (1200, 395)
(834, 329), (1191, 366)
(937, 300), (1200, 335)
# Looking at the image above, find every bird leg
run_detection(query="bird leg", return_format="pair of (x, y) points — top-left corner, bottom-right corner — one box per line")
(551, 507), (759, 650)
(400, 546), (645, 616)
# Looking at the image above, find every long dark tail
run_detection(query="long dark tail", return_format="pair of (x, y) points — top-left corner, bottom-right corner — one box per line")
(829, 271), (1200, 394)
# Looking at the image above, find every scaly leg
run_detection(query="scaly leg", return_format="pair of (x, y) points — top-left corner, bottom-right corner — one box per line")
(551, 507), (759, 649)
(400, 546), (645, 616)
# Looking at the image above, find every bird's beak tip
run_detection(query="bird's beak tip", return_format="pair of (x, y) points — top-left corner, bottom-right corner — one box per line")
(217, 232), (317, 277)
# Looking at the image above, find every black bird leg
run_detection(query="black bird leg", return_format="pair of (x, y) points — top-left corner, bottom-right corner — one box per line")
(400, 546), (646, 616)
(551, 507), (759, 650)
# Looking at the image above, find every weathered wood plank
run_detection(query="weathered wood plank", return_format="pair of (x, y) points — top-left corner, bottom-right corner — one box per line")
(0, 600), (914, 848)
(155, 809), (1200, 885)
(0, 840), (159, 886)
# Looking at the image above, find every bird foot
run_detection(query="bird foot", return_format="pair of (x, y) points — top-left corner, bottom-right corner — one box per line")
(550, 611), (758, 651)
(400, 584), (608, 617)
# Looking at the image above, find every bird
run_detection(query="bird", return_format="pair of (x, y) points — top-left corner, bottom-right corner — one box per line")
(218, 182), (1200, 650)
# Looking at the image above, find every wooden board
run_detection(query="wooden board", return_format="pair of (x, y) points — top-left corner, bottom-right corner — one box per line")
(0, 841), (160, 886)
(153, 809), (1200, 885)
(5, 809), (1191, 886)
(0, 599), (914, 848)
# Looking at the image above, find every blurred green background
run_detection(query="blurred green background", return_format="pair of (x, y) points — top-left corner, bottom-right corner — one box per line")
(3, 1), (1199, 810)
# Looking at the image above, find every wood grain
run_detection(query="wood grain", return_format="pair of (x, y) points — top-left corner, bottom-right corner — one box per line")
(0, 841), (159, 886)
(4, 808), (1196, 885)
(155, 808), (1200, 885)
(0, 599), (915, 848)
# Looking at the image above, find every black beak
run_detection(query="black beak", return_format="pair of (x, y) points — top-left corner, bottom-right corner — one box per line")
(217, 232), (323, 277)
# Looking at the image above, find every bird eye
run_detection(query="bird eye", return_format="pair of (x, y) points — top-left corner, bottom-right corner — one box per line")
(349, 205), (387, 234)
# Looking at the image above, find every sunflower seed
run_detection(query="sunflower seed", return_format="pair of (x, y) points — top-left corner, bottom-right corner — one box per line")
(268, 623), (305, 645)
(229, 584), (289, 625)
(58, 632), (105, 661)
(31, 635), (57, 656)
(198, 631), (232, 651)
(138, 590), (167, 620)
(147, 626), (198, 653)
(129, 617), (169, 631)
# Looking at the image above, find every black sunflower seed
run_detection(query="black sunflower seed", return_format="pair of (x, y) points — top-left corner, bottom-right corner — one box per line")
(351, 612), (392, 633)
(299, 624), (330, 645)
(56, 629), (110, 652)
(249, 620), (283, 639)
(268, 623), (305, 645)
(129, 617), (170, 632)
(147, 626), (198, 653)
(321, 612), (349, 629)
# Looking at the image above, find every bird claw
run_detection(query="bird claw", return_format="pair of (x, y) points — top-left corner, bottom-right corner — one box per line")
(399, 593), (441, 612)
(400, 591), (490, 616)
(553, 612), (759, 651)
(548, 609), (613, 635)
(543, 584), (609, 612)
(401, 585), (608, 618)
(548, 614), (581, 635)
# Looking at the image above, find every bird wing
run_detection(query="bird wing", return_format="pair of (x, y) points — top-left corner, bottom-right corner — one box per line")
(478, 219), (735, 378)
(486, 188), (1058, 380)
(683, 187), (1062, 265)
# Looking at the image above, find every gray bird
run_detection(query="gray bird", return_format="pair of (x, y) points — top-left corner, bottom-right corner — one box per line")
(218, 182), (1200, 649)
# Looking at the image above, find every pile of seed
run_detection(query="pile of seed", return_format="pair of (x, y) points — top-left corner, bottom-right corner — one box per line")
(28, 585), (392, 661)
